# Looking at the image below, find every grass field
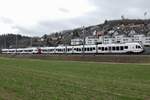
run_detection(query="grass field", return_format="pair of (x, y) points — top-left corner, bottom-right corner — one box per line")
(0, 57), (150, 100)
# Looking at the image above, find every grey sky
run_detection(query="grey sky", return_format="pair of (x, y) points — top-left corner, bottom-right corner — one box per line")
(0, 0), (149, 36)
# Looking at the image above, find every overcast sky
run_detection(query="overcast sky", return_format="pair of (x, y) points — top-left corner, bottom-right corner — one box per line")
(0, 0), (149, 36)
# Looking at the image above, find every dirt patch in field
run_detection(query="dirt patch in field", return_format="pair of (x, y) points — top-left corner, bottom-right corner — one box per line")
(0, 88), (20, 100)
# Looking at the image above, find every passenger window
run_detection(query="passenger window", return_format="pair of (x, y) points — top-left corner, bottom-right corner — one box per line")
(79, 48), (82, 51)
(68, 48), (72, 51)
(85, 48), (87, 51)
(125, 46), (128, 49)
(137, 46), (141, 49)
(138, 46), (141, 49)
(116, 46), (119, 51)
(102, 47), (104, 51)
(120, 46), (124, 50)
(112, 47), (115, 50)
(90, 48), (93, 51)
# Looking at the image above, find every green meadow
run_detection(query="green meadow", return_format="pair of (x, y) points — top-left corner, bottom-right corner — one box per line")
(0, 57), (149, 100)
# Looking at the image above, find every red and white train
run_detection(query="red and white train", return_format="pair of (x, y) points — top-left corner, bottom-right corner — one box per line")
(1, 43), (144, 54)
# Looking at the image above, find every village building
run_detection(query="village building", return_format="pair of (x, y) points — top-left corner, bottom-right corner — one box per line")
(71, 38), (83, 46)
(71, 34), (150, 46)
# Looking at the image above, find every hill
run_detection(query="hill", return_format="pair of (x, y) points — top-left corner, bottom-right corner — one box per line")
(0, 19), (150, 48)
(40, 19), (150, 46)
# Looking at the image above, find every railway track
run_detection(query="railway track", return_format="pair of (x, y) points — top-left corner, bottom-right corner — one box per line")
(1, 54), (150, 63)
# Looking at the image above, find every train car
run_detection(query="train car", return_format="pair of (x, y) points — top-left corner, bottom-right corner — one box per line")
(6, 49), (16, 54)
(55, 46), (66, 54)
(1, 49), (9, 54)
(40, 47), (55, 54)
(73, 45), (83, 54)
(83, 45), (97, 54)
(126, 43), (144, 53)
(1, 47), (39, 54)
(97, 43), (143, 54)
(21, 47), (39, 54)
(66, 46), (73, 54)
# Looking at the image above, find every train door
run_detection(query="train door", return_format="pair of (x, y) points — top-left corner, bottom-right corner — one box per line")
(108, 46), (112, 53)
(96, 45), (98, 54)
(38, 48), (42, 54)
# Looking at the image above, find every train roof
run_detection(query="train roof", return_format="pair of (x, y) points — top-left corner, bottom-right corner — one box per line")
(1, 47), (38, 50)
(40, 46), (66, 48)
(97, 42), (141, 46)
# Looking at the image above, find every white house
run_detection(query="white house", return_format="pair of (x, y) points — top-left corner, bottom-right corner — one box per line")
(71, 34), (150, 46)
(85, 36), (99, 45)
(122, 37), (132, 43)
(71, 38), (83, 46)
(114, 35), (125, 43)
(103, 35), (115, 44)
(143, 36), (150, 46)
(132, 34), (145, 43)
(128, 30), (137, 36)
